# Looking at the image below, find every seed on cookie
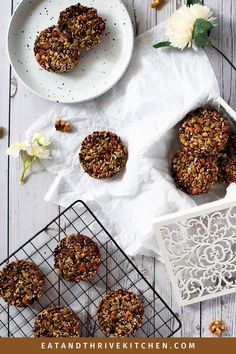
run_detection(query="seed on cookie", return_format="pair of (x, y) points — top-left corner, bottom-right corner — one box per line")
(58, 4), (106, 51)
(171, 151), (218, 195)
(34, 306), (81, 337)
(34, 25), (80, 73)
(54, 233), (101, 282)
(97, 289), (144, 337)
(79, 131), (128, 179)
(0, 259), (44, 307)
(218, 134), (236, 184)
(179, 108), (229, 155)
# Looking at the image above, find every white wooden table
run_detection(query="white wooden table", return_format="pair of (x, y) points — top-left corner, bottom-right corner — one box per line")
(0, 0), (235, 337)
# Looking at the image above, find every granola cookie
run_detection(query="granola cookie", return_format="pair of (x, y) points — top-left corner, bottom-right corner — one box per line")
(34, 306), (81, 337)
(179, 108), (229, 155)
(54, 233), (101, 282)
(34, 25), (80, 73)
(171, 151), (218, 195)
(0, 259), (44, 307)
(218, 134), (236, 184)
(79, 131), (128, 179)
(97, 289), (144, 337)
(58, 4), (106, 51)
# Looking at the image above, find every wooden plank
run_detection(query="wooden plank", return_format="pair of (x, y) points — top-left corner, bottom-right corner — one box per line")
(205, 0), (236, 110)
(201, 0), (236, 338)
(8, 0), (58, 255)
(151, 0), (200, 338)
(0, 1), (12, 261)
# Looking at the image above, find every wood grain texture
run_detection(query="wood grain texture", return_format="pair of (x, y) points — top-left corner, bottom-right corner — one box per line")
(1, 0), (236, 338)
(0, 1), (12, 261)
(7, 0), (58, 256)
(201, 0), (236, 338)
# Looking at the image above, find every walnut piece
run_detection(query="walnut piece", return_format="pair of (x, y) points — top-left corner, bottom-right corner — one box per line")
(55, 119), (71, 133)
(209, 320), (226, 336)
(0, 127), (4, 139)
(150, 0), (163, 8)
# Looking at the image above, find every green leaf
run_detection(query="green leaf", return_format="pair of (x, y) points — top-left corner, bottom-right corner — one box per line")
(192, 18), (214, 47)
(153, 41), (171, 49)
(187, 0), (203, 6)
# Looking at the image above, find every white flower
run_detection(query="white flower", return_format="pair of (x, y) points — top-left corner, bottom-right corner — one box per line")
(166, 4), (215, 50)
(27, 142), (50, 159)
(7, 141), (29, 158)
(32, 132), (51, 147)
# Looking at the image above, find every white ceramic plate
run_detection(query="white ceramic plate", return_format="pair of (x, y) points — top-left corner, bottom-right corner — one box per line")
(7, 0), (134, 103)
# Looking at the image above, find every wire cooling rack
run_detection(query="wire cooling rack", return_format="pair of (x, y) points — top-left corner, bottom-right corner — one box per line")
(0, 200), (181, 338)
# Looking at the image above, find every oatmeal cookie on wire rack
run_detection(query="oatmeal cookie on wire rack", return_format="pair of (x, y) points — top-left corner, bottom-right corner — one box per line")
(97, 289), (144, 337)
(0, 259), (44, 307)
(34, 306), (81, 337)
(54, 233), (101, 282)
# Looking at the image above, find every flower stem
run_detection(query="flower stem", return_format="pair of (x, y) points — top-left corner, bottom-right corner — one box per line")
(19, 165), (29, 184)
(19, 151), (36, 184)
(211, 44), (236, 72)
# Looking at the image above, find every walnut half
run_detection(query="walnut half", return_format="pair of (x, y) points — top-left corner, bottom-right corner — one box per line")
(55, 119), (71, 133)
(209, 320), (226, 336)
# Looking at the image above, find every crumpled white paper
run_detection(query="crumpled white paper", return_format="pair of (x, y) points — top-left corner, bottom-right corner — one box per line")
(26, 22), (224, 259)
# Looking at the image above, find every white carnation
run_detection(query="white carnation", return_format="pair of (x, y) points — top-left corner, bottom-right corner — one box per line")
(166, 4), (215, 50)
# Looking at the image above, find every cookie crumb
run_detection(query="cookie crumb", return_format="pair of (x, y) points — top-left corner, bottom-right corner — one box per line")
(150, 0), (163, 8)
(209, 320), (226, 336)
(55, 118), (71, 133)
(0, 127), (4, 139)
